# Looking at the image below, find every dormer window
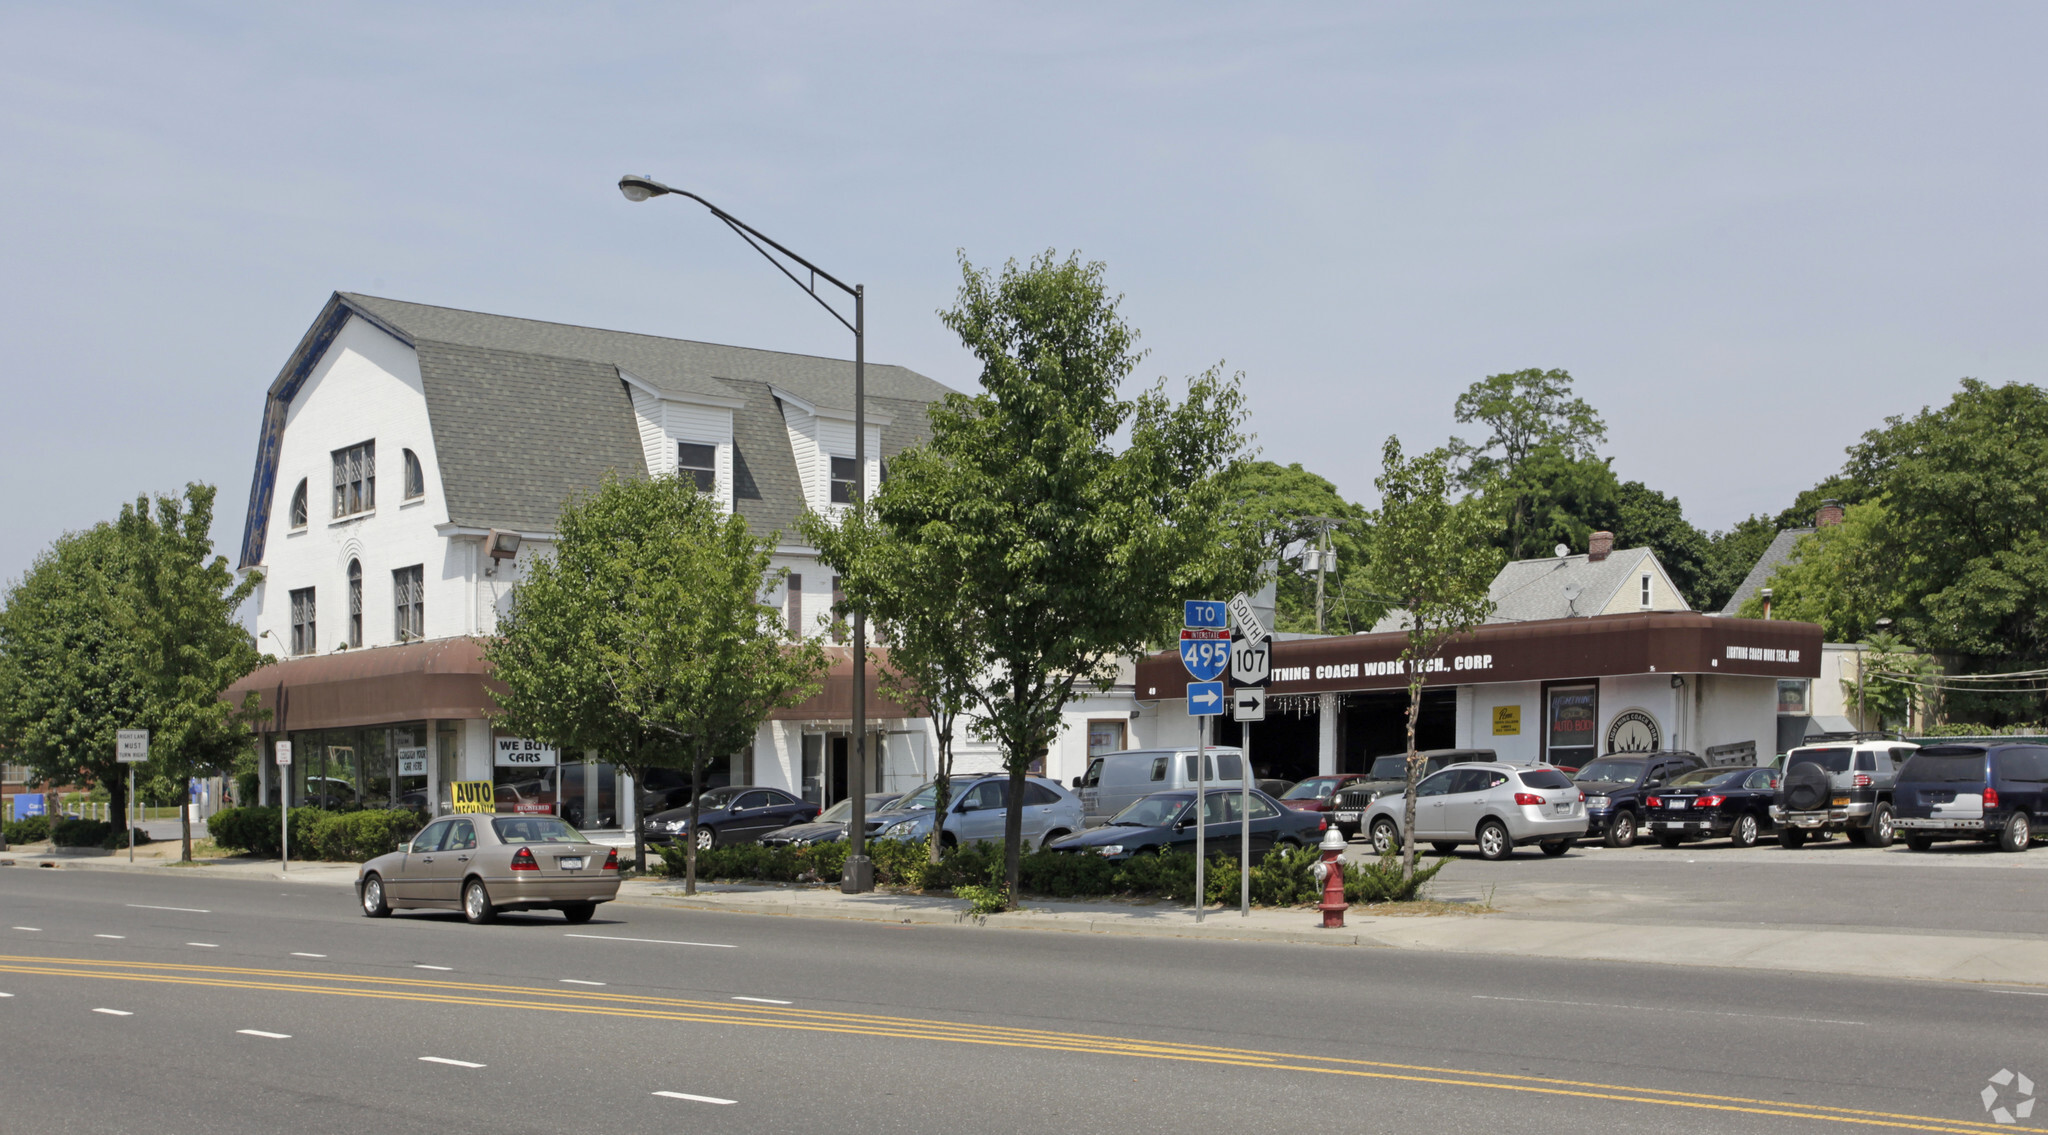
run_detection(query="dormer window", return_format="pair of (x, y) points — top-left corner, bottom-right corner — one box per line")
(678, 442), (717, 493)
(333, 441), (375, 518)
(1640, 573), (1653, 608)
(830, 456), (858, 504)
(289, 479), (308, 528)
(402, 449), (425, 500)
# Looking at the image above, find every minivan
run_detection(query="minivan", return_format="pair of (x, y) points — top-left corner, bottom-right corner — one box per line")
(1074, 747), (1247, 826)
(1892, 743), (2048, 852)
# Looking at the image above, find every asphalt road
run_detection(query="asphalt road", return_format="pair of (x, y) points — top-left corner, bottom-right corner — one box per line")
(2, 866), (2043, 1135)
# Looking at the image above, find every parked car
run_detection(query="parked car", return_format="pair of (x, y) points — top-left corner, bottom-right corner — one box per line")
(1573, 751), (1707, 848)
(1330, 750), (1500, 839)
(1770, 740), (1917, 848)
(1046, 787), (1324, 861)
(1073, 747), (1246, 826)
(643, 786), (819, 850)
(356, 814), (619, 924)
(1364, 762), (1586, 861)
(1645, 767), (1780, 847)
(867, 775), (1083, 850)
(1276, 774), (1371, 814)
(635, 766), (725, 815)
(760, 793), (901, 848)
(1257, 778), (1297, 798)
(1893, 743), (2048, 852)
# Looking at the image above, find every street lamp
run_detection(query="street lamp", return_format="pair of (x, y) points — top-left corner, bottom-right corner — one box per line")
(617, 174), (876, 893)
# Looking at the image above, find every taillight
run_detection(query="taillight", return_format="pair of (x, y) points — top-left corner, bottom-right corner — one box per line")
(511, 847), (539, 872)
(1853, 774), (1871, 787)
(1646, 796), (1661, 808)
(1513, 792), (1544, 807)
(1578, 791), (1586, 802)
(1985, 787), (2001, 808)
(1318, 817), (1328, 831)
(1697, 795), (1725, 808)
(602, 847), (619, 871)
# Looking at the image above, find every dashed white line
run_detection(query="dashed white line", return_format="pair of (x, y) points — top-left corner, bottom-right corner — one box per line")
(187, 943), (219, 948)
(237, 1029), (291, 1039)
(0, 992), (13, 998)
(564, 933), (735, 949)
(127, 904), (210, 914)
(653, 1091), (736, 1105)
(94, 934), (125, 940)
(414, 965), (452, 971)
(560, 979), (606, 986)
(92, 1008), (133, 1017)
(10, 927), (40, 932)
(419, 1056), (485, 1069)
(290, 952), (327, 958)
(1989, 989), (2048, 997)
(732, 996), (791, 1005)
(1470, 995), (1863, 1026)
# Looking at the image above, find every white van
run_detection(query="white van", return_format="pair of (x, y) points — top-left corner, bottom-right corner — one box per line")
(1073, 747), (1247, 826)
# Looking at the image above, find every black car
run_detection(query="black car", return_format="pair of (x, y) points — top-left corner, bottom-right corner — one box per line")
(1644, 766), (1779, 847)
(1573, 751), (1707, 848)
(1894, 743), (2048, 852)
(1046, 788), (1324, 862)
(643, 786), (818, 850)
(760, 793), (901, 848)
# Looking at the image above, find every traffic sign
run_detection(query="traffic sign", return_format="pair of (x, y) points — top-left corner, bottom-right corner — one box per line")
(1230, 635), (1271, 687)
(1184, 600), (1227, 630)
(1228, 592), (1268, 642)
(275, 741), (293, 767)
(1232, 686), (1267, 722)
(1179, 629), (1229, 682)
(1187, 681), (1225, 716)
(116, 729), (148, 763)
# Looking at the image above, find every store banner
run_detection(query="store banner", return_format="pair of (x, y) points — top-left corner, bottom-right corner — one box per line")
(450, 781), (495, 813)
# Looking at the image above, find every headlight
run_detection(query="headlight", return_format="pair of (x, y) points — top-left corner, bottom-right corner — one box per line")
(665, 820), (687, 832)
(1096, 845), (1124, 857)
(1586, 795), (1610, 809)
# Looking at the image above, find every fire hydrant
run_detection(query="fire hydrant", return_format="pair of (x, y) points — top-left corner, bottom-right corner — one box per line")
(1310, 826), (1348, 928)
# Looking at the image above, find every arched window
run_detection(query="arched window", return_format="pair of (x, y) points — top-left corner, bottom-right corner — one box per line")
(347, 560), (363, 649)
(403, 449), (425, 500)
(289, 479), (308, 528)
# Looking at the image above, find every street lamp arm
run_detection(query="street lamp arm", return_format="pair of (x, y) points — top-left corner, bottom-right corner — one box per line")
(618, 175), (858, 334)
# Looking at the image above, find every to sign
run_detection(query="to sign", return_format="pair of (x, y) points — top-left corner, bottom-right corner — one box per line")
(1187, 681), (1225, 717)
(274, 741), (293, 767)
(116, 730), (149, 763)
(1179, 629), (1230, 682)
(494, 738), (559, 768)
(1228, 593), (1268, 642)
(1230, 635), (1271, 687)
(1232, 686), (1266, 722)
(1184, 600), (1227, 629)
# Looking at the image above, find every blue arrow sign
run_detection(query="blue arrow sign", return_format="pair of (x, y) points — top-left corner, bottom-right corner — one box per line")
(1187, 681), (1224, 716)
(1179, 631), (1229, 681)
(1184, 600), (1226, 629)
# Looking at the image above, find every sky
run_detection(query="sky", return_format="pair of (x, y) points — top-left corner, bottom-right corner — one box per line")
(4, 2), (2045, 587)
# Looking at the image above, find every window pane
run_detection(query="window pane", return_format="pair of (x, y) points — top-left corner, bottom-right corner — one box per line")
(403, 449), (424, 499)
(678, 442), (716, 469)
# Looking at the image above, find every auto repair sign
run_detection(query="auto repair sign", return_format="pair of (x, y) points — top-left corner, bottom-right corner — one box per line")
(494, 737), (558, 768)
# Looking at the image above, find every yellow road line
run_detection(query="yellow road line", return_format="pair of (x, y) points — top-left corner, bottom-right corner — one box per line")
(0, 955), (2002, 1134)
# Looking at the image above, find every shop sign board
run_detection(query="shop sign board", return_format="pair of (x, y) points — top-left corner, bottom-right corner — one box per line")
(1492, 706), (1521, 736)
(12, 793), (45, 820)
(494, 738), (558, 768)
(397, 748), (428, 777)
(451, 781), (495, 813)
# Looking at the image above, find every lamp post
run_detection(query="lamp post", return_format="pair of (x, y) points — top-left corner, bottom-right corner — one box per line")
(617, 175), (875, 893)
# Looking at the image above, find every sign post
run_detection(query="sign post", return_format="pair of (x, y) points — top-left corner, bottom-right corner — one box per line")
(1182, 604), (1226, 924)
(116, 730), (148, 863)
(274, 741), (293, 872)
(1229, 593), (1272, 917)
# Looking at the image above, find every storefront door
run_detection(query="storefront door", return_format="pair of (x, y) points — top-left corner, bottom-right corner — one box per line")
(1544, 684), (1599, 770)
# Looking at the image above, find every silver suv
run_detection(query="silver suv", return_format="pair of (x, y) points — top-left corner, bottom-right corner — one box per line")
(1769, 739), (1919, 848)
(1363, 762), (1587, 861)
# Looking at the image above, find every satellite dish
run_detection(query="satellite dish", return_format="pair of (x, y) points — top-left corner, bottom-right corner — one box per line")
(1554, 543), (1571, 558)
(1563, 583), (1583, 601)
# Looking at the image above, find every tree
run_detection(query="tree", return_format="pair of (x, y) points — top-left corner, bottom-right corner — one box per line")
(876, 251), (1251, 905)
(1364, 438), (1501, 879)
(113, 485), (264, 861)
(1698, 514), (1780, 613)
(1610, 480), (1711, 607)
(1840, 632), (1937, 731)
(1218, 461), (1378, 634)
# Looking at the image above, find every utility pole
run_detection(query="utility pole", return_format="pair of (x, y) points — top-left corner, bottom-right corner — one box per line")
(1305, 517), (1340, 634)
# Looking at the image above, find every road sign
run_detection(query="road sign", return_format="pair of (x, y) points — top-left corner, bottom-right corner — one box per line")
(116, 729), (148, 763)
(1184, 600), (1227, 630)
(1187, 681), (1225, 716)
(1230, 635), (1271, 687)
(1232, 686), (1267, 722)
(1228, 592), (1269, 642)
(1179, 629), (1229, 681)
(275, 741), (293, 767)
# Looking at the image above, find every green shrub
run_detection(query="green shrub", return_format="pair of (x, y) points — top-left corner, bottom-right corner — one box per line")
(99, 826), (154, 850)
(301, 809), (426, 861)
(207, 805), (343, 858)
(1344, 851), (1449, 904)
(50, 818), (113, 847)
(4, 814), (50, 844)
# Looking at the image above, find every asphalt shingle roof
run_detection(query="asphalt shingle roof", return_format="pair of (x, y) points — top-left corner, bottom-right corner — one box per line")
(1368, 546), (1674, 632)
(1720, 528), (1813, 615)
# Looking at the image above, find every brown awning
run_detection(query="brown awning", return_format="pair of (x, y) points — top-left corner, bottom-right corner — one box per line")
(1134, 611), (1823, 700)
(224, 638), (502, 732)
(769, 645), (919, 721)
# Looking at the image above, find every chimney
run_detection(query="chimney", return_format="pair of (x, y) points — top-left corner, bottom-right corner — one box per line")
(1815, 499), (1844, 528)
(1587, 530), (1614, 562)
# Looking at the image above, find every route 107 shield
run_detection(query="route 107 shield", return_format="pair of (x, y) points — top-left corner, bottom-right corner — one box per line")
(1179, 629), (1229, 682)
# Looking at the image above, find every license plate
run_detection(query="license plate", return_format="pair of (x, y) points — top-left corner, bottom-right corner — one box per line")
(1334, 811), (1359, 822)
(558, 857), (585, 871)
(1552, 802), (1570, 813)
(1668, 800), (1688, 809)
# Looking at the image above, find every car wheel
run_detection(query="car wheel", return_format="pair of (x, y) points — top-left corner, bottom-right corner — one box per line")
(1905, 834), (1936, 852)
(1603, 810), (1638, 848)
(1778, 828), (1808, 849)
(696, 827), (717, 851)
(1476, 820), (1511, 861)
(1431, 841), (1459, 855)
(1865, 803), (1896, 848)
(1657, 834), (1683, 849)
(359, 873), (392, 918)
(1370, 818), (1401, 856)
(1539, 839), (1572, 857)
(1730, 813), (1760, 848)
(560, 902), (597, 925)
(1999, 811), (2032, 853)
(462, 878), (496, 925)
(1041, 829), (1071, 850)
(1845, 825), (1869, 846)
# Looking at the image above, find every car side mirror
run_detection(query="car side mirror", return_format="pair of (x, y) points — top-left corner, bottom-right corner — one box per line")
(1071, 777), (1084, 788)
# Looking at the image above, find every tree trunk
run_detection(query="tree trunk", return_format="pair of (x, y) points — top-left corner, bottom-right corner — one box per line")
(106, 775), (128, 838)
(1400, 675), (1425, 880)
(928, 719), (954, 866)
(180, 796), (192, 862)
(1002, 761), (1027, 908)
(685, 740), (703, 896)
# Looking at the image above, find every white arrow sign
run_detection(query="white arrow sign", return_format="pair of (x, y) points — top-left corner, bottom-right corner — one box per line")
(1232, 687), (1267, 722)
(1229, 592), (1269, 643)
(1190, 685), (1222, 710)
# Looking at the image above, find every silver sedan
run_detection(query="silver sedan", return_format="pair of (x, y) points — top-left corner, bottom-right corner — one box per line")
(357, 814), (621, 924)
(1363, 762), (1587, 860)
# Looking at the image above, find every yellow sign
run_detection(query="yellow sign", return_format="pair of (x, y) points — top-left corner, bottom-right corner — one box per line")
(451, 781), (495, 814)
(1492, 706), (1522, 736)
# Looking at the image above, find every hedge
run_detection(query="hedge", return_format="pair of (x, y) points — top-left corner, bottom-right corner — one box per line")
(661, 838), (1449, 907)
(3, 815), (50, 845)
(207, 805), (427, 861)
(51, 818), (113, 848)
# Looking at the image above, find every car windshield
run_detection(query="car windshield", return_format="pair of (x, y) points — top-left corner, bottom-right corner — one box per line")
(1667, 768), (1731, 787)
(1575, 758), (1645, 784)
(1788, 748), (1853, 774)
(490, 817), (585, 844)
(818, 798), (856, 823)
(1282, 778), (1337, 800)
(880, 783), (952, 812)
(1109, 795), (1190, 827)
(1899, 751), (1989, 784)
(1369, 757), (1407, 779)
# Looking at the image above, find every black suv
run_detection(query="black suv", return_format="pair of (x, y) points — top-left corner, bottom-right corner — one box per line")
(1893, 743), (2048, 852)
(1573, 751), (1706, 848)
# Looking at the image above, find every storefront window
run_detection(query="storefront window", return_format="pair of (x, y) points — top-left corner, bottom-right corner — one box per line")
(1546, 684), (1599, 768)
(1087, 720), (1127, 756)
(492, 736), (559, 815)
(1777, 679), (1810, 715)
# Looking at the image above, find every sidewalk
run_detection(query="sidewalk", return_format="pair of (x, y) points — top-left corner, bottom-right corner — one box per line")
(13, 846), (2048, 988)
